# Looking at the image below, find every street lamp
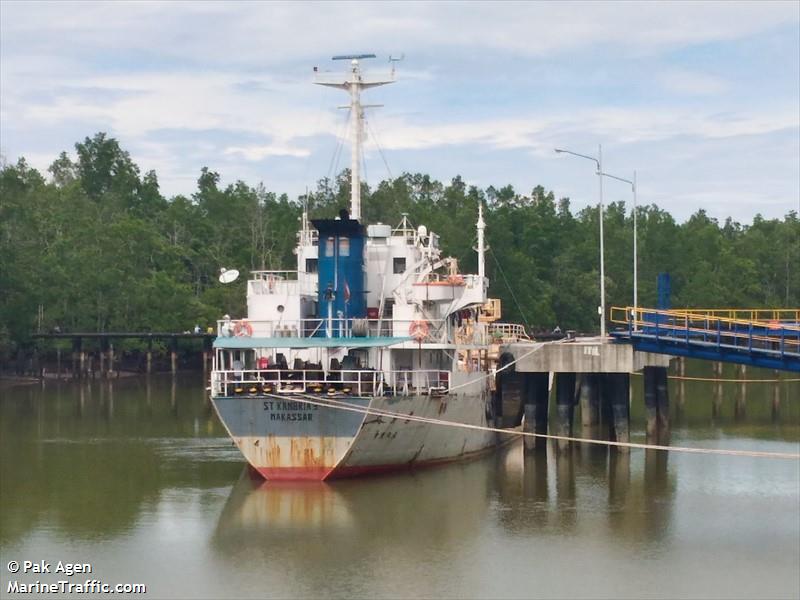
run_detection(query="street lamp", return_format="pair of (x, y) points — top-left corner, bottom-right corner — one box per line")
(599, 171), (638, 331)
(555, 145), (606, 338)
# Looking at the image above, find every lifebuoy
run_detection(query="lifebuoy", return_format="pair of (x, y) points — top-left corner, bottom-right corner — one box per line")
(409, 319), (429, 342)
(447, 274), (464, 285)
(233, 320), (253, 337)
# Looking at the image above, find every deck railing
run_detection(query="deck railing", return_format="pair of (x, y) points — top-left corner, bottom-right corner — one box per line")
(216, 317), (449, 342)
(211, 368), (450, 397)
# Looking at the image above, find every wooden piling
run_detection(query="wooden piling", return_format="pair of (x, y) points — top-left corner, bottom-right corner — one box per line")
(107, 343), (114, 378)
(772, 372), (781, 420)
(170, 337), (178, 375)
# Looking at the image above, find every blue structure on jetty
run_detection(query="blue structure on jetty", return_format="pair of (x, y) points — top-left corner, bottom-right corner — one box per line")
(610, 307), (800, 372)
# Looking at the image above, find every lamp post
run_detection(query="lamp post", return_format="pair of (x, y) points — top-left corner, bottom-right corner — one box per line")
(600, 170), (638, 330)
(555, 145), (606, 338)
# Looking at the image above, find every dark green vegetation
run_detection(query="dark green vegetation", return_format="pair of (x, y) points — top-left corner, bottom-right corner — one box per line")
(1, 133), (798, 358)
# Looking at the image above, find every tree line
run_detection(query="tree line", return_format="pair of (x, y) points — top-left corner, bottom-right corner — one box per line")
(1, 132), (798, 359)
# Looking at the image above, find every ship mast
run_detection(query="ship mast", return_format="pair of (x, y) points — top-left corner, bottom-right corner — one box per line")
(315, 54), (395, 222)
(477, 202), (486, 283)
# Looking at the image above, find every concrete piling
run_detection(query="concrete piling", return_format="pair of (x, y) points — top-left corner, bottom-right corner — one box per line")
(655, 366), (669, 433)
(602, 373), (630, 447)
(523, 372), (549, 452)
(579, 374), (600, 427)
(555, 373), (576, 452)
(644, 366), (658, 437)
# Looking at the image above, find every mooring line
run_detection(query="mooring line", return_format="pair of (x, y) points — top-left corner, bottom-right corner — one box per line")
(665, 375), (800, 383)
(261, 391), (800, 460)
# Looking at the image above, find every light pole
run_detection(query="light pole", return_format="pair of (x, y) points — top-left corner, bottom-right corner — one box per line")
(600, 170), (638, 330)
(555, 145), (606, 338)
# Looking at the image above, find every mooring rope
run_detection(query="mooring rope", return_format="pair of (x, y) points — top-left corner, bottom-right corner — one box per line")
(260, 391), (800, 461)
(665, 375), (800, 383)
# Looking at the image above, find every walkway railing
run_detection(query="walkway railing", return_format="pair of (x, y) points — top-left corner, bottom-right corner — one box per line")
(609, 306), (800, 371)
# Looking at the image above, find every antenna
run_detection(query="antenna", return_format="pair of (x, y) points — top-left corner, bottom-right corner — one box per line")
(315, 53), (396, 222)
(218, 268), (240, 284)
(332, 54), (376, 61)
(389, 54), (404, 77)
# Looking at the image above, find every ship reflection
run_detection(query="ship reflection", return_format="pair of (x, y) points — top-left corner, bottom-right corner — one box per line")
(213, 455), (497, 558)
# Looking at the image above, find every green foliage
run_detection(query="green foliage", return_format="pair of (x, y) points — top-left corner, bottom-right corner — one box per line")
(1, 133), (797, 358)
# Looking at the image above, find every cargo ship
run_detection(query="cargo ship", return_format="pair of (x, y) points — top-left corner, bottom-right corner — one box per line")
(209, 55), (529, 480)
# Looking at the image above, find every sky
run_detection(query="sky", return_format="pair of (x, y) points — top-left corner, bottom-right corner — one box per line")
(1, 1), (799, 223)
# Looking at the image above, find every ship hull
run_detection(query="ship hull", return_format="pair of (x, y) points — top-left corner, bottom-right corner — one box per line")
(211, 390), (498, 481)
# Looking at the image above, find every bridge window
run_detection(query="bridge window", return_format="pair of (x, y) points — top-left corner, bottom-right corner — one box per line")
(339, 236), (350, 257)
(393, 257), (406, 274)
(305, 258), (318, 273)
(325, 237), (334, 257)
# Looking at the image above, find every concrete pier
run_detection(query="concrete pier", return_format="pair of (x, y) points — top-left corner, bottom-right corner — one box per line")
(505, 338), (671, 447)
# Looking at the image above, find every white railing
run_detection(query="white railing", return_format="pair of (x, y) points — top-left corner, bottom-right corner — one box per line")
(248, 271), (317, 296)
(217, 318), (448, 341)
(211, 369), (450, 397)
(488, 323), (530, 342)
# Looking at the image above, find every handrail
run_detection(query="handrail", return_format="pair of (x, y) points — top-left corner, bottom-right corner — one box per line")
(611, 306), (800, 332)
(488, 323), (530, 341)
(663, 308), (800, 323)
(609, 306), (800, 360)
(216, 317), (448, 340)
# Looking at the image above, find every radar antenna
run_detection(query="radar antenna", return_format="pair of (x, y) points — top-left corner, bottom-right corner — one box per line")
(314, 53), (397, 222)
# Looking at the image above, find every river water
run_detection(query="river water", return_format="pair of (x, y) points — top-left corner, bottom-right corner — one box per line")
(1, 364), (798, 599)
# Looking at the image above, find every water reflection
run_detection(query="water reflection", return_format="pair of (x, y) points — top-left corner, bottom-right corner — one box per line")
(214, 458), (493, 549)
(0, 376), (236, 546)
(1, 366), (798, 599)
(490, 441), (677, 547)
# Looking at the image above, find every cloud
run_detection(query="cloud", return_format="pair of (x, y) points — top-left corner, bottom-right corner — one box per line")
(224, 144), (311, 160)
(1, 1), (797, 222)
(657, 68), (730, 96)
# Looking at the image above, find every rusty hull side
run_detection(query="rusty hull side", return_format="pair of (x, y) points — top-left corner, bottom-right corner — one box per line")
(212, 395), (369, 480)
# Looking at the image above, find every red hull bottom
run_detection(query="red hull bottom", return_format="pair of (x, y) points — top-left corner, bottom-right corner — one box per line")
(253, 441), (514, 482)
